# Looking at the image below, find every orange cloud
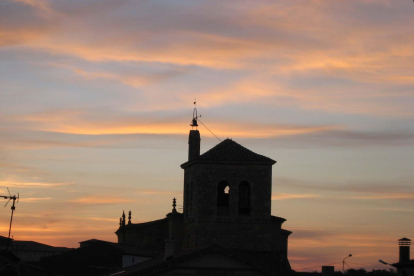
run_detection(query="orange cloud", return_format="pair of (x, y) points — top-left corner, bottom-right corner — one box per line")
(15, 109), (339, 138)
(0, 29), (48, 46)
(0, 226), (59, 233)
(351, 193), (414, 200)
(272, 193), (321, 200)
(0, 180), (69, 187)
(2, 0), (412, 119)
(22, 197), (52, 202)
(190, 73), (414, 118)
(66, 67), (187, 88)
(70, 195), (134, 205)
(10, 0), (56, 17)
(138, 189), (180, 196)
(289, 231), (397, 249)
(25, 34), (251, 69)
(90, 217), (119, 222)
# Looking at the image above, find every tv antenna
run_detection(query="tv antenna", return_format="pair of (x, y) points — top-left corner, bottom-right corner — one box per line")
(1, 188), (19, 250)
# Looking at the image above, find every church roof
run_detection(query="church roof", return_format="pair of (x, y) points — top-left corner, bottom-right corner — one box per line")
(115, 218), (168, 235)
(181, 139), (276, 168)
(10, 240), (71, 252)
(102, 244), (291, 276)
(39, 240), (158, 276)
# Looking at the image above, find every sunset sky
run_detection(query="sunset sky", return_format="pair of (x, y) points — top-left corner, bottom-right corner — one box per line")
(1, 0), (414, 272)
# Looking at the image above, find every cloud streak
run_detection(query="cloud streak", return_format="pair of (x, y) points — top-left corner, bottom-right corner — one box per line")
(70, 195), (134, 205)
(22, 197), (52, 202)
(5, 109), (341, 137)
(351, 193), (414, 201)
(11, 0), (55, 16)
(0, 180), (70, 188)
(272, 193), (321, 200)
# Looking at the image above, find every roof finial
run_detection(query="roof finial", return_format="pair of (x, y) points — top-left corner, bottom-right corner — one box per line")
(190, 100), (201, 129)
(119, 217), (122, 227)
(122, 211), (126, 227)
(172, 197), (177, 213)
(128, 210), (131, 225)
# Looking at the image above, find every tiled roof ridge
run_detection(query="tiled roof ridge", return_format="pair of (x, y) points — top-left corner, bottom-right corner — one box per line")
(195, 138), (275, 163)
(125, 217), (167, 228)
(11, 240), (71, 250)
(115, 217), (168, 234)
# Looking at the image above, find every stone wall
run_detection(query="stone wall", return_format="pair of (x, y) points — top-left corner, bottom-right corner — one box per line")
(117, 214), (184, 253)
(183, 162), (275, 251)
(270, 217), (282, 252)
(119, 219), (169, 253)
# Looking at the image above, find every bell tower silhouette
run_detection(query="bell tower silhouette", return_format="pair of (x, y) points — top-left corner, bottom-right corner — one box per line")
(181, 105), (290, 252)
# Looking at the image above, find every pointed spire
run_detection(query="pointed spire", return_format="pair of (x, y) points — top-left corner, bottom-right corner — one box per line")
(119, 217), (122, 227)
(122, 211), (126, 227)
(128, 210), (131, 225)
(172, 197), (177, 213)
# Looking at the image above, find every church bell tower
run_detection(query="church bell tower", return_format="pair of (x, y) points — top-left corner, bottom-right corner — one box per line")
(180, 105), (289, 252)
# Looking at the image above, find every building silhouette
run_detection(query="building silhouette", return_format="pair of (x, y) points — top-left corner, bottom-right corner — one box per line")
(392, 238), (413, 276)
(112, 112), (293, 275)
(0, 235), (70, 262)
(38, 239), (156, 276)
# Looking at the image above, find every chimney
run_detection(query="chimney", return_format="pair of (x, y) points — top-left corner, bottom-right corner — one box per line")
(399, 237), (411, 263)
(164, 239), (174, 260)
(188, 130), (200, 161)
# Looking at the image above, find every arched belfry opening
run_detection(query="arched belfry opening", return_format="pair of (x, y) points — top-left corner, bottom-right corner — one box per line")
(224, 186), (229, 194)
(217, 181), (230, 206)
(239, 181), (251, 215)
(217, 181), (230, 216)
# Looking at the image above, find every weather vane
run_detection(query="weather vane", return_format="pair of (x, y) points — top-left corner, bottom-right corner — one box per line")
(190, 100), (201, 129)
(1, 188), (20, 250)
(190, 100), (222, 141)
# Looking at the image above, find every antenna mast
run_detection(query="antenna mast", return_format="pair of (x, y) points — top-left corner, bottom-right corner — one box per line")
(1, 188), (20, 250)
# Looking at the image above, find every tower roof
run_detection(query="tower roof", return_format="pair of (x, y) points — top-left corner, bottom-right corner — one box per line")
(181, 139), (276, 168)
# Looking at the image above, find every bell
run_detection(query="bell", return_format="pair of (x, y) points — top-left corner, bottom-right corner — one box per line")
(190, 118), (198, 127)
